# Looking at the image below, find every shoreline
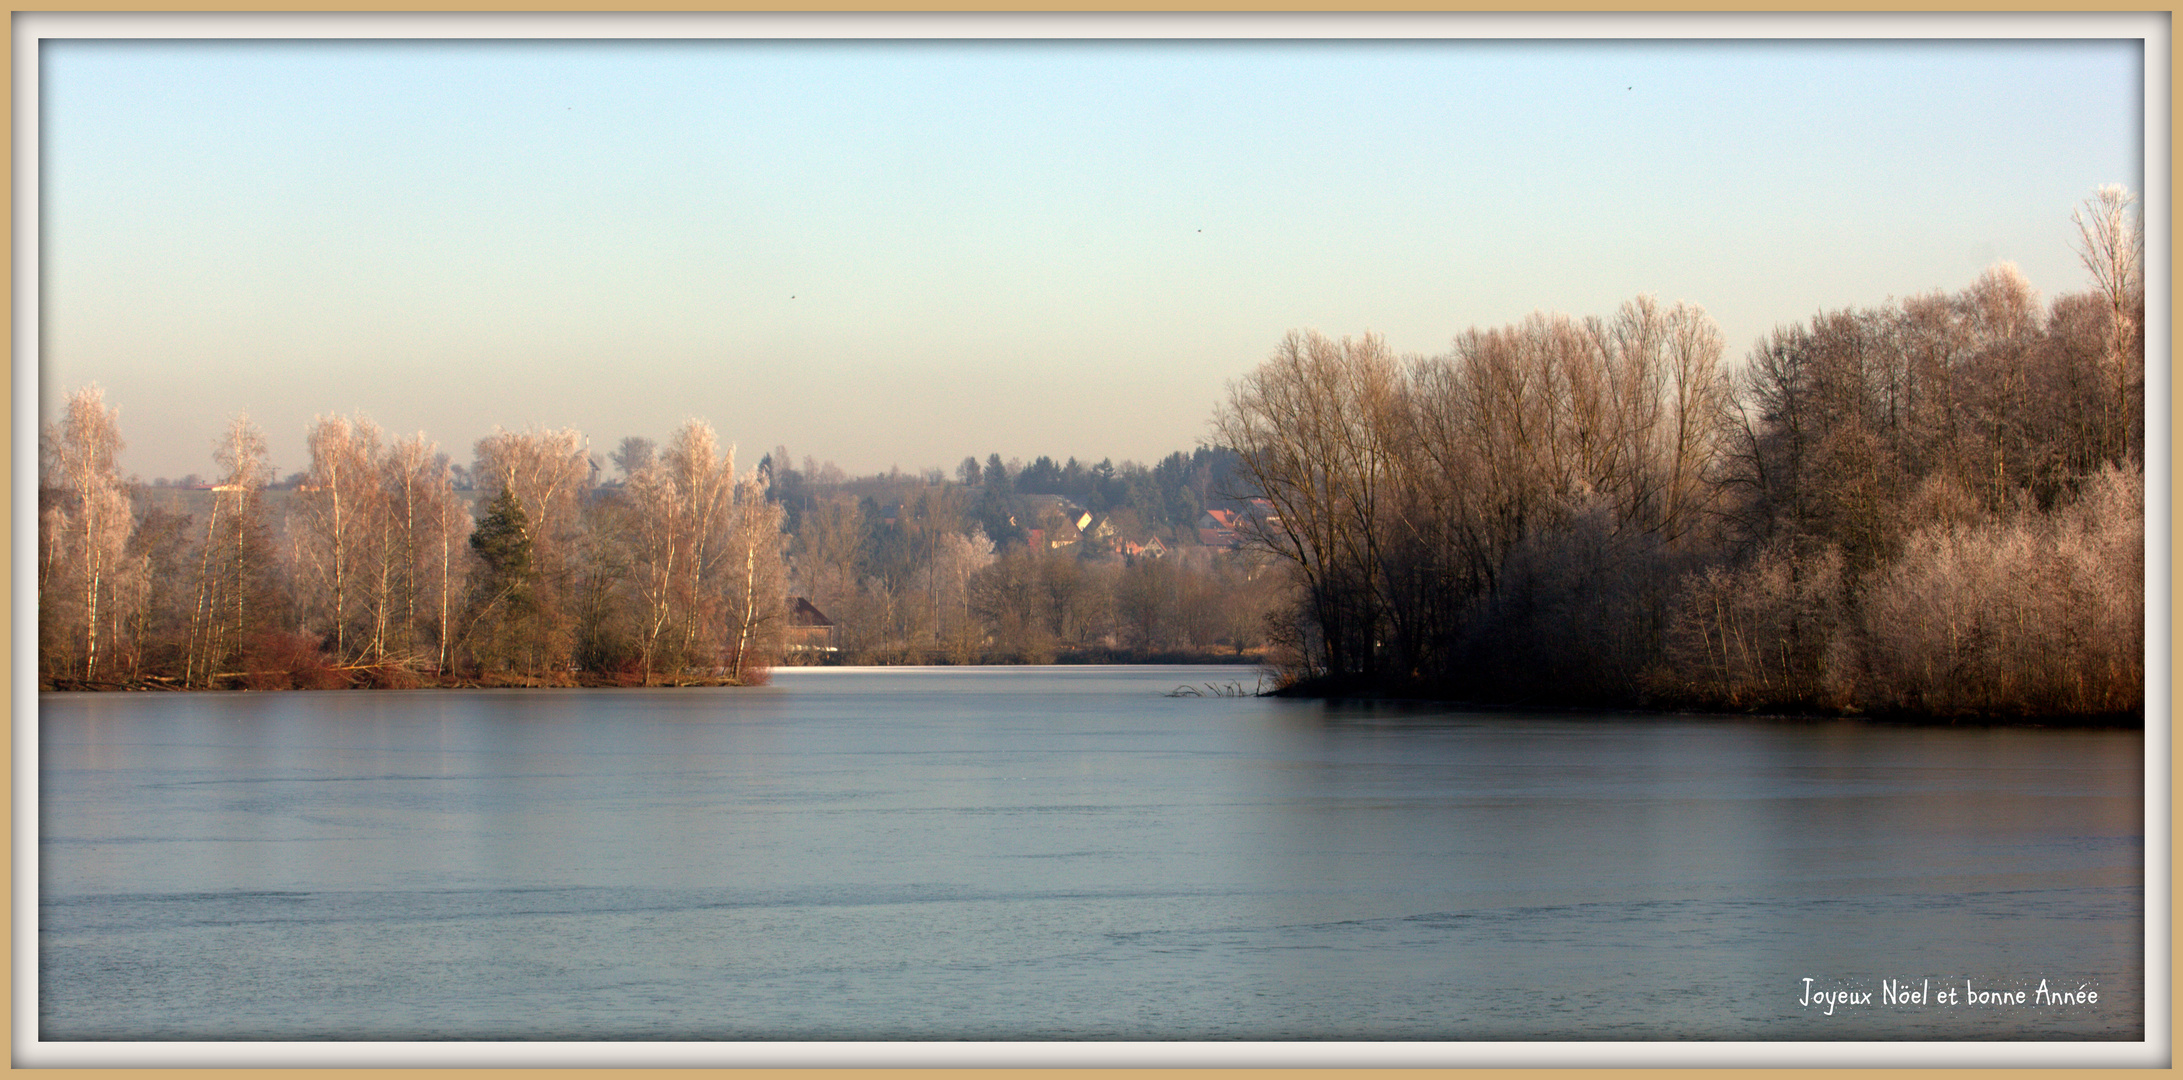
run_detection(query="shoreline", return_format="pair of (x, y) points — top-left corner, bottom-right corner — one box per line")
(38, 665), (2144, 728)
(38, 650), (1271, 694)
(1269, 677), (2147, 730)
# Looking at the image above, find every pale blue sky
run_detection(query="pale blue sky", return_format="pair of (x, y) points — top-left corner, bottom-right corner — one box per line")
(40, 35), (2143, 481)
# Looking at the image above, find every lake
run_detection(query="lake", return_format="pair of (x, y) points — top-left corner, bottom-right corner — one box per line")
(35, 665), (2146, 1059)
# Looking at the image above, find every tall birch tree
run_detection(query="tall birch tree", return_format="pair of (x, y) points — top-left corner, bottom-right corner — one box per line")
(186, 413), (277, 686)
(41, 385), (136, 682)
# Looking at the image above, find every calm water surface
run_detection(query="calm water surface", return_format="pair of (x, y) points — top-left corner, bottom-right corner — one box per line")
(39, 666), (2142, 1041)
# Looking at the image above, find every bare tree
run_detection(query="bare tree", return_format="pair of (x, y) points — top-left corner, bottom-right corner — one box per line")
(427, 452), (470, 674)
(661, 421), (735, 670)
(2072, 184), (2144, 465)
(1213, 330), (1399, 682)
(296, 414), (385, 664)
(620, 451), (682, 680)
(373, 434), (461, 674)
(1650, 301), (1733, 542)
(185, 413), (275, 686)
(922, 526), (993, 662)
(42, 385), (137, 682)
(723, 471), (789, 682)
(969, 547), (1056, 663)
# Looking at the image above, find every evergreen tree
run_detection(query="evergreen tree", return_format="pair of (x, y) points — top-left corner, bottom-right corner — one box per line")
(464, 486), (539, 675)
(471, 486), (534, 591)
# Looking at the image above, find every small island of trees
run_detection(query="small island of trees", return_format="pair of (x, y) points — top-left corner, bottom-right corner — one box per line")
(1218, 187), (2144, 721)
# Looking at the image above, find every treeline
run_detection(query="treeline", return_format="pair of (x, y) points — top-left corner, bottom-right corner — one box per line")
(41, 412), (789, 689)
(1221, 188), (2145, 720)
(40, 400), (1285, 687)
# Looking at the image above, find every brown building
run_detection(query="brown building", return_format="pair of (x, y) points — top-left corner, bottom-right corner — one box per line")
(786, 597), (836, 653)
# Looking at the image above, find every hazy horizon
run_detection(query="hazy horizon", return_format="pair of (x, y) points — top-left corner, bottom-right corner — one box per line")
(36, 22), (2146, 483)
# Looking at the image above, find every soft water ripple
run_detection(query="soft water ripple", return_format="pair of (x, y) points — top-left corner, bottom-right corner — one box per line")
(39, 667), (2142, 1041)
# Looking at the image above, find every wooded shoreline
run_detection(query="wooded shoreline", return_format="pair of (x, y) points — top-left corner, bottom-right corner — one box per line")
(41, 190), (2145, 724)
(1216, 190), (2145, 724)
(1267, 674), (2147, 728)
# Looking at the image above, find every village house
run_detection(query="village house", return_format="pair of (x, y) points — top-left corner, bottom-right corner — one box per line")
(1196, 501), (1285, 550)
(785, 596), (837, 653)
(1196, 508), (1241, 549)
(1010, 494), (1092, 549)
(1121, 536), (1169, 561)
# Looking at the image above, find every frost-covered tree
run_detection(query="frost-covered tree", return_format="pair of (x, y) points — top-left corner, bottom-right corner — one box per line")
(42, 385), (139, 682)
